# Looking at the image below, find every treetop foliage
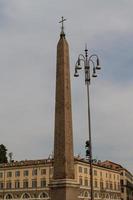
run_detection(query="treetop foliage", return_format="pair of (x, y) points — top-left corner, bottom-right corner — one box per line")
(0, 144), (8, 163)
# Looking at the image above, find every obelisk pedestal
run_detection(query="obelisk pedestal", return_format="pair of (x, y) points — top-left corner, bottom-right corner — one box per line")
(50, 179), (79, 200)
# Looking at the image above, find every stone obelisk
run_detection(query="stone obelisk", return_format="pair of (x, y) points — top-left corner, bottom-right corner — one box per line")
(50, 17), (79, 200)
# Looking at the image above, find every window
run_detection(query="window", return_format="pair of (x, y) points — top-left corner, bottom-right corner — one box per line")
(7, 172), (12, 178)
(121, 172), (123, 176)
(0, 182), (3, 189)
(121, 180), (124, 186)
(110, 181), (113, 190)
(95, 180), (98, 188)
(32, 169), (37, 176)
(100, 181), (104, 189)
(41, 179), (46, 188)
(0, 172), (3, 178)
(94, 170), (97, 176)
(41, 169), (46, 175)
(79, 177), (83, 185)
(23, 180), (28, 188)
(121, 187), (124, 193)
(22, 193), (30, 199)
(100, 171), (102, 177)
(84, 178), (88, 186)
(15, 181), (20, 189)
(106, 173), (108, 178)
(6, 182), (12, 189)
(23, 170), (29, 177)
(114, 174), (116, 179)
(84, 191), (89, 197)
(5, 194), (12, 199)
(109, 173), (112, 179)
(114, 182), (116, 190)
(99, 193), (102, 198)
(32, 179), (37, 188)
(106, 181), (109, 189)
(15, 171), (20, 177)
(94, 192), (98, 198)
(40, 192), (48, 198)
(84, 168), (88, 174)
(79, 166), (82, 173)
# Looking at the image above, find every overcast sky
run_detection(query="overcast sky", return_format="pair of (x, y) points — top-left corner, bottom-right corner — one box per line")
(0, 0), (132, 173)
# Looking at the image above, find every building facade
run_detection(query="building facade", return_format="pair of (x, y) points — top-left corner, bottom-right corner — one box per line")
(101, 161), (133, 200)
(0, 158), (127, 200)
(75, 159), (121, 200)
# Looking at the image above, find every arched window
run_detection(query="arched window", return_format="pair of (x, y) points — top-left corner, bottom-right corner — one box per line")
(39, 192), (49, 198)
(84, 191), (89, 197)
(21, 193), (30, 199)
(5, 194), (13, 199)
(94, 192), (98, 198)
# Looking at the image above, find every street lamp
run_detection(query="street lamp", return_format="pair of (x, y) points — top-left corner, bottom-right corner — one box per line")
(74, 46), (101, 200)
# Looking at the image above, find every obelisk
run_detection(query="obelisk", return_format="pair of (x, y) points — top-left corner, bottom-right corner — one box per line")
(50, 17), (79, 200)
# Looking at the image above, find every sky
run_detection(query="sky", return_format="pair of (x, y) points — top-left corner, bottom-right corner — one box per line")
(0, 0), (132, 173)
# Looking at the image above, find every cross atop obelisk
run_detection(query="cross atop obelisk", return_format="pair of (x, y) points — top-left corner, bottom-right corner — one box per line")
(59, 16), (66, 37)
(50, 18), (79, 200)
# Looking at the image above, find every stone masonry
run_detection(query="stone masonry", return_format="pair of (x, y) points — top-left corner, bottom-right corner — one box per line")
(50, 26), (79, 200)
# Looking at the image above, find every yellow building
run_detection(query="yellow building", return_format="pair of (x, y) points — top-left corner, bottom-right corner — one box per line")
(0, 159), (52, 199)
(0, 158), (124, 200)
(101, 161), (133, 200)
(75, 158), (121, 200)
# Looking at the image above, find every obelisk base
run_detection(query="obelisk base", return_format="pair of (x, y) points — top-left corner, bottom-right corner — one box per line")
(49, 179), (79, 200)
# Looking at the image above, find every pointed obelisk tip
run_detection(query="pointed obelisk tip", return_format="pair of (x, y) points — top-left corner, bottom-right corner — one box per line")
(59, 16), (67, 38)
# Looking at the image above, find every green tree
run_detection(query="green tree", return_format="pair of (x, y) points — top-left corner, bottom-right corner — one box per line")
(0, 144), (8, 163)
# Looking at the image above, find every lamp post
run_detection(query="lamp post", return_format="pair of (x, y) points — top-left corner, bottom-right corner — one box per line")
(74, 46), (101, 200)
